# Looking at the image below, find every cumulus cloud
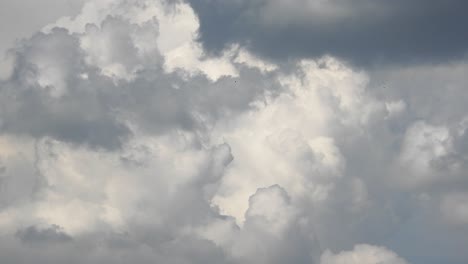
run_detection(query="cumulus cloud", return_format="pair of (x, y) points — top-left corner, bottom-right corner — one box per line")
(0, 0), (467, 264)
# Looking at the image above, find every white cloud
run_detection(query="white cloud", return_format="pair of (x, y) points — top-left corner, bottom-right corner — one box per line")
(398, 121), (456, 187)
(210, 57), (380, 224)
(233, 46), (278, 73)
(45, 0), (237, 81)
(321, 244), (409, 264)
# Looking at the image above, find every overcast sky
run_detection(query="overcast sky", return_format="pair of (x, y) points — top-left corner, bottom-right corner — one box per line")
(0, 1), (467, 263)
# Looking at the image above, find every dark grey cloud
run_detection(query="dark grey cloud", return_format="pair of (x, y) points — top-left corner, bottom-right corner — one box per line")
(16, 225), (72, 244)
(0, 28), (131, 150)
(187, 0), (468, 66)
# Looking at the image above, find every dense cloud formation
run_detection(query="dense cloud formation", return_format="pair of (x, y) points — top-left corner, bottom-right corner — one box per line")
(188, 0), (468, 65)
(0, 1), (467, 264)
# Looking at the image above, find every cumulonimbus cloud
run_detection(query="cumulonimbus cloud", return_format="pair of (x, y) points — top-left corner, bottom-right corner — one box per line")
(0, 0), (467, 263)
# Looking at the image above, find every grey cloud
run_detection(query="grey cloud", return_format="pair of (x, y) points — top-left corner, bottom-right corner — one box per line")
(0, 152), (40, 208)
(0, 16), (282, 149)
(312, 62), (468, 262)
(238, 185), (317, 264)
(364, 64), (468, 193)
(0, 28), (130, 150)
(16, 225), (72, 244)
(369, 63), (468, 123)
(0, 0), (85, 57)
(1, 232), (230, 264)
(187, 0), (468, 66)
(116, 68), (282, 135)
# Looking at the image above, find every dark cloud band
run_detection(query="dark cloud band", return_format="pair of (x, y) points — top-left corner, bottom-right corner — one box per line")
(188, 0), (468, 66)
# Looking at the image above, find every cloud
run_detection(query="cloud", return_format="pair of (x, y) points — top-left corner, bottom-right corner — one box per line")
(397, 121), (456, 187)
(16, 224), (72, 244)
(210, 57), (371, 223)
(441, 192), (468, 225)
(229, 185), (317, 264)
(321, 244), (409, 264)
(0, 0), (468, 264)
(0, 0), (85, 57)
(187, 0), (468, 65)
(0, 0), (283, 149)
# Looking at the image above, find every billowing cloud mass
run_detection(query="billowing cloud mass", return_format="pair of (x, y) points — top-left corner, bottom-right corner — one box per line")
(0, 1), (467, 264)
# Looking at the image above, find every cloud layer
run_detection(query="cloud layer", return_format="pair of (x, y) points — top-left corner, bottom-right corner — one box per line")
(0, 1), (467, 263)
(188, 0), (468, 65)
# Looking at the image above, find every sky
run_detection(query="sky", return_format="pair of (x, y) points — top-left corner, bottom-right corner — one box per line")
(0, 0), (467, 263)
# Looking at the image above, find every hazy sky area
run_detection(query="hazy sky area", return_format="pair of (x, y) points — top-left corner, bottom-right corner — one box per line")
(0, 1), (467, 263)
